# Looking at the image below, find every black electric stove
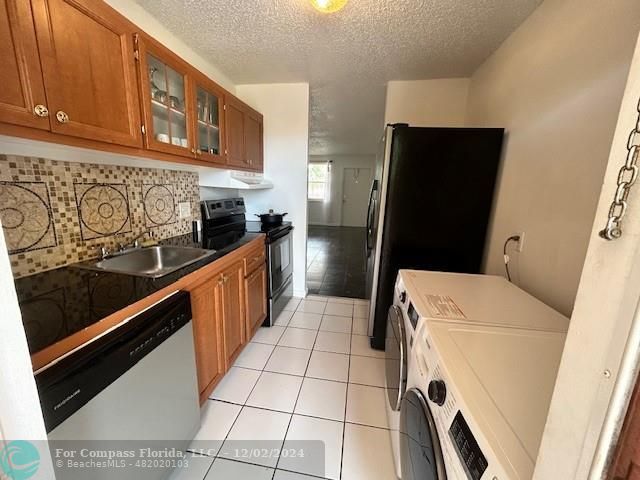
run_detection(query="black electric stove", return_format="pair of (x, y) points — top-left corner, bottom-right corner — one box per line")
(201, 198), (294, 326)
(245, 220), (293, 243)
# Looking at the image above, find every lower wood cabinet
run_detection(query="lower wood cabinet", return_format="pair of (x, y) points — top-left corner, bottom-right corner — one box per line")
(187, 239), (268, 403)
(190, 279), (224, 399)
(245, 264), (268, 338)
(219, 260), (246, 367)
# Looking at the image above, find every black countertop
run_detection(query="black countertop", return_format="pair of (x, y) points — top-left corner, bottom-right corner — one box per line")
(15, 231), (263, 355)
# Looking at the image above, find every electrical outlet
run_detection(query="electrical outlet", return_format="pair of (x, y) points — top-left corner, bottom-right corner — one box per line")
(178, 202), (191, 219)
(516, 232), (525, 252)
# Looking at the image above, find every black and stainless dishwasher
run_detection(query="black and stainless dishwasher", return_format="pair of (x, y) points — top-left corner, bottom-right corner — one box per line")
(35, 291), (200, 479)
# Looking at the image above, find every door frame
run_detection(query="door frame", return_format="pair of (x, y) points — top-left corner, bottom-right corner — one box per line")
(533, 33), (640, 480)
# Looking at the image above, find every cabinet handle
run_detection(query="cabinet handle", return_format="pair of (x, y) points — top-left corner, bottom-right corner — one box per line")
(196, 150), (202, 156)
(34, 105), (49, 117)
(55, 111), (69, 123)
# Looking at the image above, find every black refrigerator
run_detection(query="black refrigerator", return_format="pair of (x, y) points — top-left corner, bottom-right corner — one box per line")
(366, 124), (504, 349)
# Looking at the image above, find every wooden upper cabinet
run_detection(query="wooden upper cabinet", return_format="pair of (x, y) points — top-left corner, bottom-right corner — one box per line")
(0, 0), (265, 170)
(224, 95), (264, 172)
(225, 96), (246, 168)
(136, 34), (195, 158)
(0, 0), (50, 130)
(190, 279), (224, 401)
(244, 111), (263, 170)
(30, 0), (142, 147)
(220, 261), (246, 366)
(191, 73), (225, 165)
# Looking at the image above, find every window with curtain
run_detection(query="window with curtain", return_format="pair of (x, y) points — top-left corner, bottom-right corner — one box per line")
(308, 162), (330, 201)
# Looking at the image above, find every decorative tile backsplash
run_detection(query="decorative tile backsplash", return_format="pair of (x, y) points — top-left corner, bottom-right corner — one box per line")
(0, 181), (57, 254)
(0, 155), (200, 278)
(74, 183), (133, 241)
(142, 184), (176, 227)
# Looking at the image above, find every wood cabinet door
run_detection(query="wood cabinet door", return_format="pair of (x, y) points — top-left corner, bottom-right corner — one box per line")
(244, 112), (263, 171)
(0, 0), (50, 130)
(190, 279), (224, 399)
(137, 35), (195, 158)
(245, 264), (268, 339)
(221, 261), (246, 366)
(192, 74), (226, 165)
(225, 97), (246, 168)
(31, 0), (142, 147)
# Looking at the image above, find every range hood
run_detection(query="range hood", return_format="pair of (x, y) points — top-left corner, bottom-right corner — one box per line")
(198, 168), (274, 190)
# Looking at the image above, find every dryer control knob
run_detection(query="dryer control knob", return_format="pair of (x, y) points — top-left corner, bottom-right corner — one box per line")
(399, 291), (407, 303)
(428, 380), (447, 406)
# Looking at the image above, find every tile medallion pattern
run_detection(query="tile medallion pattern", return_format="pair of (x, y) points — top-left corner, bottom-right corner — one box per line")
(74, 183), (132, 240)
(0, 181), (57, 254)
(0, 155), (200, 278)
(143, 183), (176, 227)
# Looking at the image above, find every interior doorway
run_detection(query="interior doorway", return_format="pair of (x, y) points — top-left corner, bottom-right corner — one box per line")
(342, 167), (372, 227)
(307, 157), (376, 298)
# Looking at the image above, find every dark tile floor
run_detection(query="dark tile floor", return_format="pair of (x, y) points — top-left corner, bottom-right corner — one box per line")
(306, 225), (367, 298)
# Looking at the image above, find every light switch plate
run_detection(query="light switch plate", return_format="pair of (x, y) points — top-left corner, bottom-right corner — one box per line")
(178, 202), (191, 219)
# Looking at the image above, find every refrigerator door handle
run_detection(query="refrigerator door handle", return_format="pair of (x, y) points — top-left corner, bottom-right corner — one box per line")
(365, 179), (378, 253)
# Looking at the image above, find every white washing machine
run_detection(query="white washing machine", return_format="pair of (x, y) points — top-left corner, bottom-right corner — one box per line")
(397, 270), (569, 333)
(385, 280), (421, 479)
(400, 318), (566, 480)
(385, 270), (569, 478)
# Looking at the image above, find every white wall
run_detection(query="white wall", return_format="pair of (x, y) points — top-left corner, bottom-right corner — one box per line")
(535, 33), (640, 480)
(199, 187), (240, 201)
(0, 224), (55, 478)
(235, 84), (310, 297)
(384, 79), (470, 126)
(104, 0), (235, 92)
(466, 0), (640, 316)
(308, 155), (376, 227)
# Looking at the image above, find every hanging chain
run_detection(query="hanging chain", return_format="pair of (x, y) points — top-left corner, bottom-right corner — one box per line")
(599, 97), (640, 240)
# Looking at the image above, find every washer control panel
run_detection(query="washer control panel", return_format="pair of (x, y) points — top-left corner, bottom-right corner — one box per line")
(449, 411), (488, 480)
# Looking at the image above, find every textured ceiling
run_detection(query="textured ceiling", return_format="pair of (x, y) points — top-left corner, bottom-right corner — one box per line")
(134, 0), (542, 155)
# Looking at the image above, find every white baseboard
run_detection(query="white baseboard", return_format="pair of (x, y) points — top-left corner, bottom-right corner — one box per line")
(294, 288), (308, 298)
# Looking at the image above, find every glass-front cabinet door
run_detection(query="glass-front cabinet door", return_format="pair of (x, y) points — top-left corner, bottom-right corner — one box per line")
(137, 35), (193, 156)
(192, 77), (225, 165)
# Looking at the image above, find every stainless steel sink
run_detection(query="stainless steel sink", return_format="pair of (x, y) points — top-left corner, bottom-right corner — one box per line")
(73, 246), (216, 279)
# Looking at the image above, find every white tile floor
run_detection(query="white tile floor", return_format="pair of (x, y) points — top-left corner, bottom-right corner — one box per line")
(172, 295), (396, 480)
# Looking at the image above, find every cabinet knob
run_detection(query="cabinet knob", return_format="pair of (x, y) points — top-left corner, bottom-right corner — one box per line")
(55, 111), (69, 124)
(34, 105), (49, 118)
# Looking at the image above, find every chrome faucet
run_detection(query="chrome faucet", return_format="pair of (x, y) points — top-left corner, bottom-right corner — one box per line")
(99, 231), (154, 259)
(99, 246), (111, 260)
(126, 230), (153, 249)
